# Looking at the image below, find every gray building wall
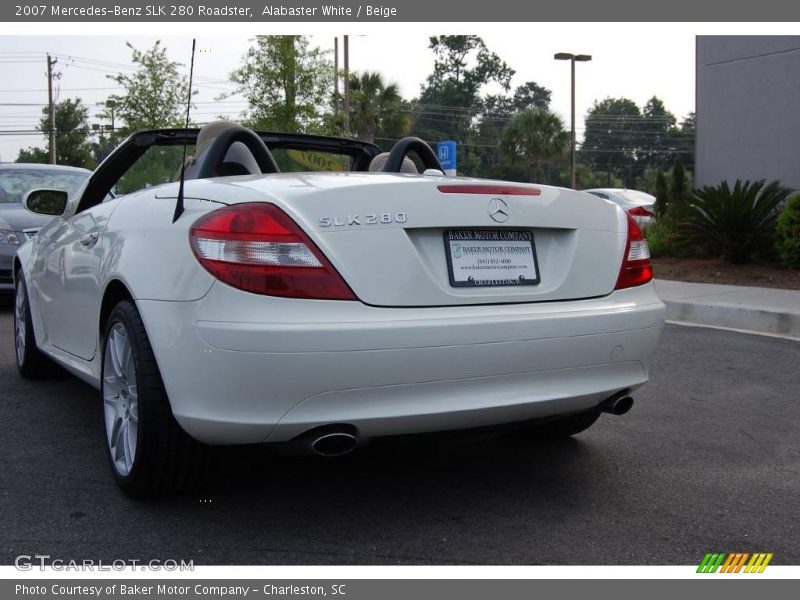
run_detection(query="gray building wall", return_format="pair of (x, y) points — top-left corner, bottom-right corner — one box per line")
(696, 36), (800, 190)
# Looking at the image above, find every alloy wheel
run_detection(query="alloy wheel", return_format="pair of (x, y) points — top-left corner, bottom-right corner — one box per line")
(14, 280), (26, 365)
(103, 323), (139, 476)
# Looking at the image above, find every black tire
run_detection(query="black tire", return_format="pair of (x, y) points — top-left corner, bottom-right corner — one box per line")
(14, 271), (51, 379)
(102, 300), (208, 498)
(534, 408), (601, 438)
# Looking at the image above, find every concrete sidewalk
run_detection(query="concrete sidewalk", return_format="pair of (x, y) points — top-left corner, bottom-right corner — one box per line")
(655, 279), (800, 340)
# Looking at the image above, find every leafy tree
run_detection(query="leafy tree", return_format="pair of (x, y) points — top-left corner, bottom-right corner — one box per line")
(580, 97), (642, 185)
(346, 72), (409, 143)
(105, 41), (192, 134)
(654, 170), (669, 217)
(677, 112), (696, 168)
(228, 35), (332, 133)
(670, 156), (686, 206)
(678, 112), (697, 145)
(15, 98), (94, 168)
(477, 81), (552, 143)
(680, 112), (696, 136)
(512, 82), (552, 112)
(473, 81), (555, 178)
(635, 166), (661, 194)
(91, 133), (119, 166)
(15, 147), (48, 164)
(638, 96), (677, 171)
(571, 163), (597, 189)
(412, 35), (514, 146)
(114, 145), (188, 194)
(500, 108), (569, 182)
(580, 97), (695, 187)
(552, 163), (604, 189)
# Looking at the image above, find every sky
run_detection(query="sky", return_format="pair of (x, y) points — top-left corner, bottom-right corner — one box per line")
(0, 28), (698, 162)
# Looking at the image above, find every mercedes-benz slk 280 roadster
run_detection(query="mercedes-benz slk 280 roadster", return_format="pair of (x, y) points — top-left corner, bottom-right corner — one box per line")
(12, 124), (665, 496)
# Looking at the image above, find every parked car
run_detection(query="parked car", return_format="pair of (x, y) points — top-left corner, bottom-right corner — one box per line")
(1, 163), (92, 291)
(583, 188), (656, 229)
(13, 124), (665, 496)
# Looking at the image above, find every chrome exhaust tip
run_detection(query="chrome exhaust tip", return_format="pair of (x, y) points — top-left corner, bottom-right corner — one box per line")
(310, 432), (359, 457)
(600, 392), (634, 416)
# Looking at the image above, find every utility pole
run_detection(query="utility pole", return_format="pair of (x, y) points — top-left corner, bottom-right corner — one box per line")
(333, 37), (339, 117)
(46, 54), (58, 164)
(343, 35), (350, 135)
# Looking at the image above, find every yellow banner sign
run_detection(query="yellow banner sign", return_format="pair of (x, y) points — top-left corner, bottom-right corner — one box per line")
(287, 150), (346, 172)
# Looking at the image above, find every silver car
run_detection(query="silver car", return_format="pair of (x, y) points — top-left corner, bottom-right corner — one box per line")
(0, 163), (92, 291)
(584, 188), (656, 229)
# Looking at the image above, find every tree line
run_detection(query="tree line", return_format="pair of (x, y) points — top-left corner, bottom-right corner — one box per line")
(16, 35), (694, 193)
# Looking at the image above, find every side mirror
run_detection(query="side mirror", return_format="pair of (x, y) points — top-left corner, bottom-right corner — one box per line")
(23, 189), (69, 217)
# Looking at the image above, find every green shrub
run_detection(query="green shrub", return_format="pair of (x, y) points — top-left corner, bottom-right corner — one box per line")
(776, 192), (800, 269)
(653, 170), (669, 218)
(644, 216), (705, 259)
(682, 179), (791, 263)
(644, 217), (675, 257)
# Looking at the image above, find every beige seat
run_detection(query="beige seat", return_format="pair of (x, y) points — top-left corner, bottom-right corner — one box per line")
(368, 152), (418, 174)
(181, 121), (264, 179)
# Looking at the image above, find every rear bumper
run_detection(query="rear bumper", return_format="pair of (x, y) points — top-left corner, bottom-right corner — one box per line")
(137, 282), (665, 444)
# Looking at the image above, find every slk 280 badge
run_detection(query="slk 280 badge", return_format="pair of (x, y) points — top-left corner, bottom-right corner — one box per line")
(319, 213), (407, 227)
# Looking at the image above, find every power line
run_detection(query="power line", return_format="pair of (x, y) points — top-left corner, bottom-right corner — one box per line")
(0, 87), (123, 93)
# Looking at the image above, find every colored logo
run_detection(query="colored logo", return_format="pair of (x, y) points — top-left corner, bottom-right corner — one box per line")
(697, 552), (773, 573)
(452, 243), (462, 259)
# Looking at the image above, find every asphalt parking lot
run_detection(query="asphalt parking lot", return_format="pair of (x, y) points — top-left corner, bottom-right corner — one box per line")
(0, 295), (798, 565)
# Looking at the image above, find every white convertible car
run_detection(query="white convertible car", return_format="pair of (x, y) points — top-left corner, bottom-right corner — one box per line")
(13, 124), (665, 496)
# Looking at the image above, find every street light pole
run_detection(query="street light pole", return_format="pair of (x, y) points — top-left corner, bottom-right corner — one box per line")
(334, 37), (339, 117)
(343, 35), (350, 135)
(570, 57), (576, 189)
(554, 52), (591, 189)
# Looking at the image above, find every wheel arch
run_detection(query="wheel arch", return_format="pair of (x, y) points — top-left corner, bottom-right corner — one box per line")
(99, 279), (134, 338)
(12, 255), (22, 283)
(12, 254), (47, 350)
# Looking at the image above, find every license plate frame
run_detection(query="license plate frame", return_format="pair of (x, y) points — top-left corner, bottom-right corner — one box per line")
(443, 229), (541, 288)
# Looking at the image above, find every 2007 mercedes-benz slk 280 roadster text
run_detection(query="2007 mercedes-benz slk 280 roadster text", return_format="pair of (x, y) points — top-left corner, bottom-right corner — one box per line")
(12, 123), (665, 496)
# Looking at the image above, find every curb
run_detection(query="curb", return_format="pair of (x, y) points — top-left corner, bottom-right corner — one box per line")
(654, 280), (800, 340)
(662, 299), (800, 339)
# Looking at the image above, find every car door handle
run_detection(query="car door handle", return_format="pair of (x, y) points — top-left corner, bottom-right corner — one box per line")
(79, 232), (99, 248)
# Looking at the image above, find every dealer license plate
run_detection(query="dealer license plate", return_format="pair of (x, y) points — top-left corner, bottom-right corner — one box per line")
(444, 229), (540, 287)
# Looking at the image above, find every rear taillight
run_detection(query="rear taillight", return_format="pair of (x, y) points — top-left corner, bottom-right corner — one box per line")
(615, 214), (653, 290)
(627, 206), (653, 217)
(190, 203), (356, 300)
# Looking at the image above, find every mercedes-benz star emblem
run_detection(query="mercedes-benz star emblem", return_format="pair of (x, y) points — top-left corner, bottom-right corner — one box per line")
(488, 198), (509, 223)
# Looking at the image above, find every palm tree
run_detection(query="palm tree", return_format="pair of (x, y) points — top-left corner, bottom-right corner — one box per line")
(348, 72), (409, 143)
(500, 108), (569, 182)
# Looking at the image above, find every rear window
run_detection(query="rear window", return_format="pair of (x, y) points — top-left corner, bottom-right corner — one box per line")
(0, 168), (89, 204)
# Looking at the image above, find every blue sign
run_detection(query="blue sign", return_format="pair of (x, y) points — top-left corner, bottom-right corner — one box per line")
(437, 140), (457, 173)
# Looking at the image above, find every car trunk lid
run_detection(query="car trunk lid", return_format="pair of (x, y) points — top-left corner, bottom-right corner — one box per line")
(183, 173), (628, 306)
